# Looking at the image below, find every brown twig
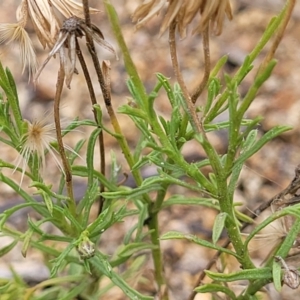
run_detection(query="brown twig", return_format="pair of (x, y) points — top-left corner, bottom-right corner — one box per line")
(53, 64), (76, 218)
(82, 0), (114, 114)
(168, 20), (204, 135)
(188, 164), (300, 300)
(191, 26), (210, 104)
(82, 1), (139, 180)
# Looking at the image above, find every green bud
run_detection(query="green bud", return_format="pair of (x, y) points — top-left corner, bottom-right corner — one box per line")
(77, 236), (95, 259)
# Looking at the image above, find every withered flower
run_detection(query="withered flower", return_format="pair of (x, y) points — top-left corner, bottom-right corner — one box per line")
(14, 113), (78, 186)
(34, 16), (117, 88)
(275, 256), (300, 289)
(25, 0), (99, 48)
(0, 0), (99, 78)
(132, 0), (233, 37)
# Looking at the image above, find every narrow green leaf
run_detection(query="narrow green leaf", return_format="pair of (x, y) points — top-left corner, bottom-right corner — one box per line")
(42, 191), (53, 215)
(5, 68), (18, 102)
(30, 182), (69, 201)
(274, 212), (300, 259)
(0, 281), (10, 292)
(21, 228), (34, 258)
(63, 207), (83, 233)
(236, 126), (292, 165)
(78, 180), (99, 226)
(50, 243), (76, 277)
(156, 73), (176, 107)
(101, 180), (163, 199)
(0, 239), (18, 257)
(209, 55), (228, 78)
(134, 204), (148, 242)
(58, 280), (87, 300)
(90, 252), (153, 300)
(126, 79), (146, 109)
(205, 78), (221, 115)
(86, 127), (102, 186)
(0, 202), (46, 229)
(244, 205), (300, 251)
(117, 243), (159, 257)
(242, 129), (258, 151)
(162, 195), (219, 209)
(272, 260), (282, 292)
(195, 283), (237, 299)
(71, 165), (117, 191)
(160, 231), (238, 258)
(118, 104), (148, 120)
(212, 212), (227, 244)
(205, 268), (272, 282)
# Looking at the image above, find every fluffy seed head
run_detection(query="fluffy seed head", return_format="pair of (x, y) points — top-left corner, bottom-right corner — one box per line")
(0, 22), (38, 79)
(14, 115), (77, 185)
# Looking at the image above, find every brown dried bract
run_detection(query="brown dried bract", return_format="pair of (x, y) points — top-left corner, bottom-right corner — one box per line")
(132, 0), (233, 37)
(34, 17), (117, 88)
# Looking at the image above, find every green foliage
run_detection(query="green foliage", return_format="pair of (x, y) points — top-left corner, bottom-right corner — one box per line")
(0, 1), (298, 299)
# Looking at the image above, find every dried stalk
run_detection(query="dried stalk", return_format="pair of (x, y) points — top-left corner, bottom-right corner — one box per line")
(168, 20), (204, 135)
(53, 64), (76, 218)
(76, 39), (105, 214)
(191, 26), (211, 104)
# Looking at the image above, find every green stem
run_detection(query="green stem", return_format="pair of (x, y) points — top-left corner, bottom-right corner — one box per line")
(218, 186), (255, 270)
(148, 186), (169, 299)
(104, 1), (148, 108)
(240, 214), (300, 298)
(103, 3), (167, 295)
(202, 127), (254, 268)
(205, 2), (289, 124)
(0, 62), (23, 134)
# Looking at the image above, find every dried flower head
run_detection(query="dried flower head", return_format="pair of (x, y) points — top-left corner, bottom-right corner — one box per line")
(34, 16), (117, 88)
(132, 0), (233, 37)
(14, 114), (77, 185)
(24, 0), (100, 48)
(275, 256), (300, 289)
(0, 0), (99, 78)
(0, 22), (38, 79)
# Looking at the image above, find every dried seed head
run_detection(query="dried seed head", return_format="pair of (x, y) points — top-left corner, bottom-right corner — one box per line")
(24, 0), (100, 48)
(275, 256), (300, 289)
(0, 22), (38, 79)
(283, 267), (300, 289)
(35, 16), (117, 88)
(0, 0), (99, 78)
(13, 113), (77, 186)
(132, 0), (233, 37)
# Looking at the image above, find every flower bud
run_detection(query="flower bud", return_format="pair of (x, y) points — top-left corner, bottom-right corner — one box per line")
(77, 237), (95, 259)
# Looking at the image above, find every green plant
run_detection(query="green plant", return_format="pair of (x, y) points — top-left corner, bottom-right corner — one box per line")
(0, 0), (299, 299)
